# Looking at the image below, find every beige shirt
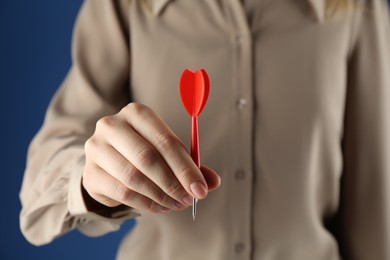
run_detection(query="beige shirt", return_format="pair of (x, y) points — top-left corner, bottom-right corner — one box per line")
(20, 0), (390, 259)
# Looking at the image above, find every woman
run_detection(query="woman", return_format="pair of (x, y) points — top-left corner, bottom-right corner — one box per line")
(20, 0), (390, 259)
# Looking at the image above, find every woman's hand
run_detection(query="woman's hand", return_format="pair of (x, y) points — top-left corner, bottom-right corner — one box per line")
(82, 103), (221, 214)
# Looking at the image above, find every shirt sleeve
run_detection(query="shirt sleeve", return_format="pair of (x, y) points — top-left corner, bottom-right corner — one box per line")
(341, 0), (390, 258)
(19, 0), (140, 246)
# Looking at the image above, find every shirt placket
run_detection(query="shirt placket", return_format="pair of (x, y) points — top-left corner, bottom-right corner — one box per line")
(225, 0), (254, 259)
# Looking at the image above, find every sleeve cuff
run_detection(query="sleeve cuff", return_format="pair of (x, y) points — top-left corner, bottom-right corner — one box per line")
(67, 156), (140, 237)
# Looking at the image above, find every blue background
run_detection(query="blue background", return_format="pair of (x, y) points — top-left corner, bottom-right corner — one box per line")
(1, 1), (389, 260)
(0, 1), (134, 260)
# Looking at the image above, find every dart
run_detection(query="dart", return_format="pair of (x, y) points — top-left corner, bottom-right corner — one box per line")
(179, 69), (210, 220)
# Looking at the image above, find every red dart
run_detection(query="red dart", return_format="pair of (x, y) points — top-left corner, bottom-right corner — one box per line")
(179, 68), (210, 220)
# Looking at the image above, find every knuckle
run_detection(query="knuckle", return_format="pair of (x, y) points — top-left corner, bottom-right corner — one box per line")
(145, 199), (154, 211)
(147, 200), (161, 213)
(121, 164), (140, 187)
(96, 116), (115, 131)
(155, 132), (178, 152)
(115, 184), (131, 203)
(126, 102), (147, 116)
(84, 136), (97, 152)
(176, 167), (195, 181)
(156, 191), (170, 206)
(135, 147), (159, 169)
(165, 181), (183, 198)
(125, 103), (158, 125)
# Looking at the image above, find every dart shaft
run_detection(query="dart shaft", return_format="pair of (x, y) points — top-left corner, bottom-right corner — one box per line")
(191, 116), (200, 167)
(191, 116), (200, 220)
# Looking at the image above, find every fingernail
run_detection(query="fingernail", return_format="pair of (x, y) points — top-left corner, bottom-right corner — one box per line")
(182, 194), (193, 205)
(190, 182), (208, 199)
(174, 201), (186, 210)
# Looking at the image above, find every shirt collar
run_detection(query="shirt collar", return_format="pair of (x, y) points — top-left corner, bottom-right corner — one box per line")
(148, 0), (325, 23)
(307, 0), (326, 22)
(146, 0), (171, 15)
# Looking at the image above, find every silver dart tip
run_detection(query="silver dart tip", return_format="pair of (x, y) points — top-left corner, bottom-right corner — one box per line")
(192, 198), (197, 221)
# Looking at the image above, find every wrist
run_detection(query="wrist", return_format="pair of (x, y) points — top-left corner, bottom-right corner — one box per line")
(81, 182), (129, 218)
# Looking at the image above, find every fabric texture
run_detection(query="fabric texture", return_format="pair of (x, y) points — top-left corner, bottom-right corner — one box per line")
(20, 0), (390, 259)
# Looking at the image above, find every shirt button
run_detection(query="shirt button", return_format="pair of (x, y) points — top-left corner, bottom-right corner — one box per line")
(235, 170), (246, 180)
(235, 243), (245, 253)
(237, 98), (247, 110)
